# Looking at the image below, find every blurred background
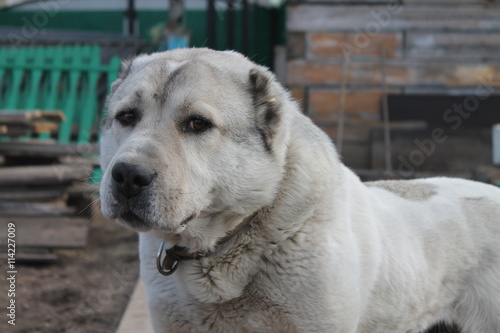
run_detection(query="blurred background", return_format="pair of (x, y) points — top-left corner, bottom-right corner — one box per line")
(0, 1), (499, 332)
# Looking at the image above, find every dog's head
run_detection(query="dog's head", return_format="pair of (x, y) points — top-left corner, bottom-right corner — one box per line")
(100, 49), (290, 236)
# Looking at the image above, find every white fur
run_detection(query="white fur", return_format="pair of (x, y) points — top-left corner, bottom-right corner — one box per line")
(100, 48), (500, 333)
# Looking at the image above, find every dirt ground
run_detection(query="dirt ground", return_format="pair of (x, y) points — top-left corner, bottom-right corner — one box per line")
(0, 214), (139, 333)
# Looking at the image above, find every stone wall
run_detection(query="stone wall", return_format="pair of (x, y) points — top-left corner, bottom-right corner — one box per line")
(285, 0), (500, 170)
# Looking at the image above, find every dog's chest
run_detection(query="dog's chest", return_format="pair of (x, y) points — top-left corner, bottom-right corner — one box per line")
(152, 287), (296, 332)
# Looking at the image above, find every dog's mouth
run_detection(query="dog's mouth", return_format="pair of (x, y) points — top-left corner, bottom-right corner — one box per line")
(118, 210), (199, 233)
(118, 210), (152, 231)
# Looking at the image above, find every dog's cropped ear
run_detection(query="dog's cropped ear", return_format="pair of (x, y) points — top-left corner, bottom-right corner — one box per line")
(109, 57), (135, 96)
(249, 68), (282, 152)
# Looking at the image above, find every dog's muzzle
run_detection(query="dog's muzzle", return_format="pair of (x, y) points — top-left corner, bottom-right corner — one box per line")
(111, 162), (156, 198)
(107, 161), (158, 229)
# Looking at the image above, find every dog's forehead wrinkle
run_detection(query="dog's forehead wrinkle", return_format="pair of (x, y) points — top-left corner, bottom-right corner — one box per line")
(159, 68), (199, 109)
(127, 89), (144, 110)
(110, 91), (143, 117)
(115, 57), (185, 108)
(167, 84), (235, 127)
(134, 89), (143, 100)
(151, 59), (189, 106)
(110, 70), (160, 112)
(166, 59), (228, 89)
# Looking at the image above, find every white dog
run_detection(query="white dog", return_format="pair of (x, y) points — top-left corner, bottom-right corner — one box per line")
(100, 48), (500, 333)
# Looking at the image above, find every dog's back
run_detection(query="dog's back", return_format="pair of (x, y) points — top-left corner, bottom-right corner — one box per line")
(364, 178), (500, 332)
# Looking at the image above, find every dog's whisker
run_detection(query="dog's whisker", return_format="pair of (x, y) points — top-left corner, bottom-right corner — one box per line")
(77, 196), (101, 216)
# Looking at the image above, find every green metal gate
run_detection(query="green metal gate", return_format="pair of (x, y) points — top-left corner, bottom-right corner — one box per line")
(0, 45), (121, 143)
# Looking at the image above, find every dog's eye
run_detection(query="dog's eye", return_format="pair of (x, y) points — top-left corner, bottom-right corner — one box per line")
(185, 117), (212, 133)
(116, 110), (139, 126)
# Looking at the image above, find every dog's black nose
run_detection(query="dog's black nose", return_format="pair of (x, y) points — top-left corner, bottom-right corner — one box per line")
(111, 162), (155, 198)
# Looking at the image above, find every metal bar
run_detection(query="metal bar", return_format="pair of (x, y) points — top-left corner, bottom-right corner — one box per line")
(227, 0), (235, 50)
(336, 56), (349, 156)
(168, 0), (185, 30)
(242, 0), (249, 55)
(126, 0), (137, 36)
(269, 8), (280, 70)
(207, 0), (217, 49)
(380, 44), (393, 177)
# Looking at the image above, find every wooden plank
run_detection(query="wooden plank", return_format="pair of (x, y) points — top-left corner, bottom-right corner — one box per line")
(0, 142), (99, 158)
(0, 217), (88, 248)
(0, 112), (31, 124)
(0, 164), (92, 186)
(0, 187), (65, 202)
(116, 279), (154, 333)
(406, 32), (500, 59)
(0, 200), (76, 217)
(287, 59), (500, 87)
(33, 122), (59, 134)
(0, 123), (58, 135)
(0, 124), (33, 136)
(307, 32), (403, 59)
(287, 5), (500, 32)
(0, 110), (65, 123)
(287, 59), (412, 86)
(36, 110), (66, 122)
(15, 248), (58, 263)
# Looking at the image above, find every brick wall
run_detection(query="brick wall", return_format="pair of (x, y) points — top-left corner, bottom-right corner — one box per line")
(286, 0), (500, 170)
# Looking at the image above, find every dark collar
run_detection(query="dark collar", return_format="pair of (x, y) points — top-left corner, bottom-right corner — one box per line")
(156, 212), (257, 276)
